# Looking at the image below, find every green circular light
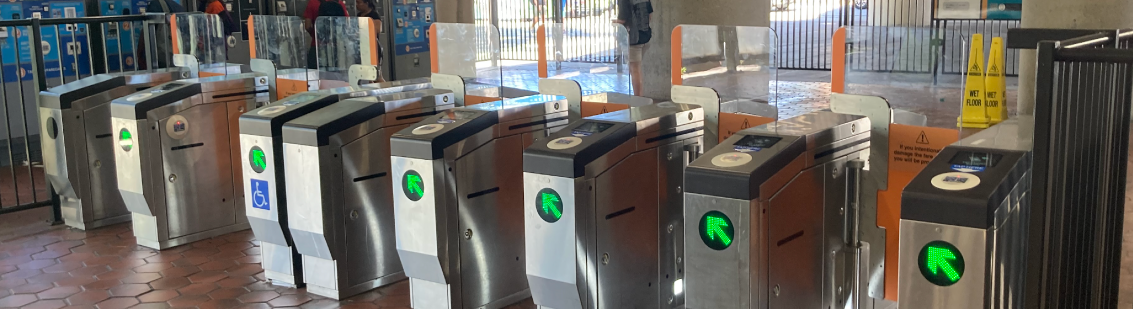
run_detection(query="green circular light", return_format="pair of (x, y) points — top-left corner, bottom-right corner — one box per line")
(249, 146), (267, 173)
(402, 170), (425, 201)
(535, 188), (563, 223)
(918, 240), (965, 286)
(118, 128), (133, 152)
(699, 211), (735, 250)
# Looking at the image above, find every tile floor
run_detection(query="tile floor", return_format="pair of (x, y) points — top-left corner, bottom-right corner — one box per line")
(0, 212), (537, 309)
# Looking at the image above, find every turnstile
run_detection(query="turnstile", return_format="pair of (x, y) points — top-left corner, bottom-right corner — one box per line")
(239, 78), (432, 287)
(111, 72), (269, 250)
(523, 102), (703, 309)
(390, 95), (570, 309)
(682, 111), (871, 308)
(898, 118), (1032, 308)
(283, 88), (456, 299)
(39, 69), (182, 230)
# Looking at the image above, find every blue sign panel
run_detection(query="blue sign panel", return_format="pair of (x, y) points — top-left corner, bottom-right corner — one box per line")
(392, 0), (432, 55)
(250, 179), (270, 210)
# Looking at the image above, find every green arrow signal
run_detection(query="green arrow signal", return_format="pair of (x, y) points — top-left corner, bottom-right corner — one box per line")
(251, 150), (267, 169)
(407, 174), (423, 196)
(541, 193), (562, 219)
(705, 216), (732, 246)
(925, 246), (960, 282)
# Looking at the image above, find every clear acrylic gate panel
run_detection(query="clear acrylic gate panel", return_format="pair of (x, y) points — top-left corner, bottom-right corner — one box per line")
(314, 16), (380, 86)
(540, 23), (631, 94)
(433, 22), (503, 100)
(172, 13), (227, 67)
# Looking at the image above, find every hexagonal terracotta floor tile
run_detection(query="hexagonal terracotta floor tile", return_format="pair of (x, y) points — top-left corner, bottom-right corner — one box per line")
(236, 290), (280, 303)
(37, 286), (82, 300)
(121, 272), (162, 284)
(64, 290), (111, 306)
(10, 282), (54, 294)
(40, 261), (82, 274)
(21, 299), (67, 309)
(131, 302), (174, 309)
(166, 294), (210, 307)
(17, 259), (57, 270)
(95, 297), (140, 309)
(137, 289), (180, 303)
(109, 283), (153, 297)
(0, 294), (37, 307)
(216, 276), (256, 288)
(268, 294), (313, 307)
(0, 277), (28, 289)
(159, 266), (202, 278)
(149, 277), (191, 290)
(178, 282), (219, 296)
(133, 262), (174, 273)
(187, 271), (228, 283)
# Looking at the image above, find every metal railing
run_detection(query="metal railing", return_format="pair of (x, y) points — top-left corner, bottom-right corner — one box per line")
(0, 13), (172, 219)
(481, 0), (621, 63)
(1012, 28), (1133, 309)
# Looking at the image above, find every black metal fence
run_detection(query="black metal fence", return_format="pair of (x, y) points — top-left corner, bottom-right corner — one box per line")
(479, 0), (621, 63)
(1012, 28), (1132, 309)
(0, 14), (171, 217)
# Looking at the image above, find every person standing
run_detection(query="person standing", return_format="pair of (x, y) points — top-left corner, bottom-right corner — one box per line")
(305, 0), (349, 68)
(615, 0), (651, 96)
(356, 0), (386, 81)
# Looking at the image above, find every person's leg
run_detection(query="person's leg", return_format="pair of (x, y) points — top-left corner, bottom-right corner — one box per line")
(629, 44), (643, 95)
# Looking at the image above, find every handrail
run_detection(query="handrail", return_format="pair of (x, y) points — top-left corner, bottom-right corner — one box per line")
(0, 14), (164, 27)
(1058, 32), (1112, 49)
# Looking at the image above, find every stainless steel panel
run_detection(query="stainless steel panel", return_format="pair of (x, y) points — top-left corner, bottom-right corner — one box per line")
(261, 241), (296, 284)
(657, 140), (693, 309)
(342, 126), (403, 288)
(454, 135), (529, 308)
(285, 144), (331, 259)
(593, 148), (659, 309)
(524, 173), (587, 309)
(41, 107), (74, 198)
(898, 220), (987, 309)
(412, 278), (455, 308)
(241, 134), (288, 246)
(114, 119), (151, 216)
(765, 164), (823, 309)
(684, 194), (753, 309)
(393, 156), (446, 283)
(83, 102), (131, 225)
(160, 103), (238, 239)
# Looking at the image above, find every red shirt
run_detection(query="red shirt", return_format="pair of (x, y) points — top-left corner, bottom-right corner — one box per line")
(305, 0), (349, 45)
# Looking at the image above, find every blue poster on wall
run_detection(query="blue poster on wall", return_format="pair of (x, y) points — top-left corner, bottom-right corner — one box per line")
(391, 0), (432, 56)
(20, 0), (90, 78)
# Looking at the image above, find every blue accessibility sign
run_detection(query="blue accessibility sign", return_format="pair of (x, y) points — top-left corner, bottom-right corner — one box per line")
(250, 179), (270, 210)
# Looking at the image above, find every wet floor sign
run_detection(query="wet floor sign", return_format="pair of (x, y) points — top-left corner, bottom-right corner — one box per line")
(985, 37), (1008, 125)
(959, 33), (990, 128)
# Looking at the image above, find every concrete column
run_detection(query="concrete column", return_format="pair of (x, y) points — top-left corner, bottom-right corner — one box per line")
(640, 0), (770, 99)
(1016, 0), (1133, 114)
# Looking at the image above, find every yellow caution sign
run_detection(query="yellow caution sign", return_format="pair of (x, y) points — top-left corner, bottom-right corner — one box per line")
(959, 34), (989, 128)
(985, 37), (1008, 125)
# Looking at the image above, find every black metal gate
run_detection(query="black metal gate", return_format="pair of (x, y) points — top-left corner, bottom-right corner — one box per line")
(479, 0), (621, 63)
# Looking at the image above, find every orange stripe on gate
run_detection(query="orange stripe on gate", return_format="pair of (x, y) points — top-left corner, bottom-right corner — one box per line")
(367, 18), (378, 66)
(247, 16), (256, 59)
(831, 27), (846, 94)
(429, 24), (438, 73)
(537, 24), (547, 78)
(670, 25), (682, 86)
(169, 15), (179, 54)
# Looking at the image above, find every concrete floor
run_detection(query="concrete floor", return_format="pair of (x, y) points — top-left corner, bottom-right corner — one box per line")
(0, 70), (1127, 308)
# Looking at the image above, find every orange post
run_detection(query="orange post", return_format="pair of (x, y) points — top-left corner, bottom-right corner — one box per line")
(247, 16), (256, 59)
(367, 18), (379, 66)
(429, 24), (438, 73)
(831, 27), (846, 94)
(537, 25), (548, 78)
(670, 26), (682, 86)
(169, 15), (179, 55)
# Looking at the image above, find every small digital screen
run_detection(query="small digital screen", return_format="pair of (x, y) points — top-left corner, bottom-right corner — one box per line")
(173, 121), (186, 132)
(573, 122), (614, 134)
(734, 135), (781, 148)
(442, 110), (481, 120)
(948, 151), (1002, 168)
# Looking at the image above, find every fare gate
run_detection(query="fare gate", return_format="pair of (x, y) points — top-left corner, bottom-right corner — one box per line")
(238, 79), (432, 287)
(282, 88), (456, 299)
(683, 111), (871, 308)
(39, 69), (182, 230)
(389, 94), (570, 309)
(523, 102), (703, 309)
(111, 72), (270, 250)
(898, 118), (1033, 308)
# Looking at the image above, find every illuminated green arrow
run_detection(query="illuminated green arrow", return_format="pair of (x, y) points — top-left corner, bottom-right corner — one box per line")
(251, 150), (267, 169)
(706, 216), (732, 246)
(407, 174), (424, 196)
(541, 193), (562, 219)
(925, 246), (961, 282)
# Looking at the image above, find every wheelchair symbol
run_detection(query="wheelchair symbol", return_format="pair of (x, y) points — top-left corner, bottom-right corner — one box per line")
(251, 179), (270, 210)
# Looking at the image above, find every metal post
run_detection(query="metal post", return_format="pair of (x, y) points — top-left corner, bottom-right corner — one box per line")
(1023, 40), (1057, 309)
(29, 17), (62, 225)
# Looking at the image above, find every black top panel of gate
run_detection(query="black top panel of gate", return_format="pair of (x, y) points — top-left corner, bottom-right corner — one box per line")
(110, 82), (203, 120)
(389, 108), (498, 160)
(523, 120), (635, 178)
(902, 146), (1031, 229)
(685, 132), (804, 201)
(239, 93), (341, 138)
(41, 75), (125, 109)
